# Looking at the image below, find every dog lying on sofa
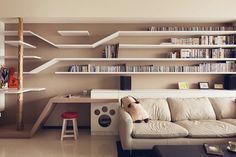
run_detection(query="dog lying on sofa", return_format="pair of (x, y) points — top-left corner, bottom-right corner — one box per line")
(121, 96), (150, 123)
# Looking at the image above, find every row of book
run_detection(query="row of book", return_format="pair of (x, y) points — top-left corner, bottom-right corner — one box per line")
(170, 36), (236, 45)
(147, 26), (236, 31)
(126, 63), (236, 72)
(101, 44), (119, 58)
(168, 49), (235, 58)
(68, 65), (91, 72)
(67, 62), (236, 73)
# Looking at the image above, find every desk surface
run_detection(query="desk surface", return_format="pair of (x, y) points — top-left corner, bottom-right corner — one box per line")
(30, 95), (119, 136)
(52, 95), (119, 103)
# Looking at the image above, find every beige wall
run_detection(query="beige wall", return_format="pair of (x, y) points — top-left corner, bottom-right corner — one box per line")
(2, 23), (225, 127)
(0, 0), (236, 23)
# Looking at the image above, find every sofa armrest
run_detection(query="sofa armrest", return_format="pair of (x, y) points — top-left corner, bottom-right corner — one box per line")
(118, 107), (133, 150)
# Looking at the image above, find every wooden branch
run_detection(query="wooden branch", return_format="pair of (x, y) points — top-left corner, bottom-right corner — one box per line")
(17, 17), (24, 131)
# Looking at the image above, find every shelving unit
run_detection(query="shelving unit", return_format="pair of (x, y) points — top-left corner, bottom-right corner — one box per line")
(4, 30), (236, 49)
(21, 57), (236, 75)
(1, 18), (45, 132)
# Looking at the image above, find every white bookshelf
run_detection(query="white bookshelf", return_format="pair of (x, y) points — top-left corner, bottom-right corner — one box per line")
(5, 30), (236, 49)
(55, 72), (236, 75)
(22, 57), (236, 75)
(119, 44), (236, 49)
(57, 30), (90, 36)
(118, 31), (236, 36)
(0, 56), (41, 60)
(5, 41), (36, 48)
(56, 44), (93, 48)
(54, 58), (236, 61)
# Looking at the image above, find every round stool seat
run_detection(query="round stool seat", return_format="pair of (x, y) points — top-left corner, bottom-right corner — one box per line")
(61, 112), (78, 119)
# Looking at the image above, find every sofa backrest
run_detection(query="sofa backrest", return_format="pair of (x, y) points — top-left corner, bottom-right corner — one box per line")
(167, 97), (216, 121)
(139, 98), (171, 121)
(209, 97), (236, 119)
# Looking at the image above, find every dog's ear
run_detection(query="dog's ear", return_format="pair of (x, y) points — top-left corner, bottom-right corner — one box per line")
(120, 98), (123, 107)
(131, 96), (140, 104)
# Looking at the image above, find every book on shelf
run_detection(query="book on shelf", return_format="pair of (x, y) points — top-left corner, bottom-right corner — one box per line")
(168, 48), (234, 59)
(68, 64), (90, 72)
(102, 43), (119, 58)
(170, 35), (236, 45)
(147, 26), (236, 31)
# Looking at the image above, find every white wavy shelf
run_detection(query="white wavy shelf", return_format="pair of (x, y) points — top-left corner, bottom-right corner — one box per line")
(5, 40), (36, 48)
(119, 44), (236, 49)
(55, 72), (236, 75)
(57, 30), (90, 36)
(0, 56), (41, 59)
(5, 30), (236, 49)
(45, 58), (236, 61)
(0, 88), (46, 94)
(22, 57), (236, 74)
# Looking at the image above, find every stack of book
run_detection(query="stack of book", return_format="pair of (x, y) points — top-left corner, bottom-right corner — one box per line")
(68, 65), (90, 72)
(102, 44), (119, 58)
(177, 48), (233, 58)
(147, 26), (236, 31)
(91, 64), (126, 72)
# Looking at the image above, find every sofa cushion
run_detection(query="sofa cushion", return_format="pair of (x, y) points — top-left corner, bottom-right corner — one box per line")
(139, 98), (171, 121)
(167, 97), (216, 121)
(132, 120), (188, 138)
(220, 119), (236, 126)
(175, 120), (236, 138)
(209, 97), (236, 119)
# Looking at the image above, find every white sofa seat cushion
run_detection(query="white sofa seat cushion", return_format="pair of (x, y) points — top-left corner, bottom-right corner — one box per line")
(139, 98), (171, 121)
(220, 119), (236, 126)
(167, 97), (216, 121)
(209, 97), (236, 119)
(132, 120), (188, 138)
(175, 120), (236, 138)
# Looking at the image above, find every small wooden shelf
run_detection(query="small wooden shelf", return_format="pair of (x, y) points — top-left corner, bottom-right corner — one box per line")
(119, 44), (236, 49)
(55, 72), (236, 75)
(0, 56), (41, 59)
(57, 30), (90, 36)
(5, 41), (36, 48)
(0, 88), (46, 94)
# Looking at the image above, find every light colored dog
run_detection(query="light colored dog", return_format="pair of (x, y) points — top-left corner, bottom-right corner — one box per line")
(121, 96), (149, 123)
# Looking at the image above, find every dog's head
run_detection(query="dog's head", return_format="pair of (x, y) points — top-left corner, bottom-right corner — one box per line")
(121, 96), (140, 109)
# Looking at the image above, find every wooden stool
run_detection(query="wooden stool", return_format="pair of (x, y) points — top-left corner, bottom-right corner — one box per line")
(61, 112), (78, 141)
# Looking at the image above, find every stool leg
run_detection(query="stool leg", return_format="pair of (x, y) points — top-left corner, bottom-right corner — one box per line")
(72, 119), (78, 140)
(61, 119), (67, 141)
(74, 119), (79, 138)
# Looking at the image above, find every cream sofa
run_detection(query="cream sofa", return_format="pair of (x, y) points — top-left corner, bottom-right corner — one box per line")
(118, 97), (236, 150)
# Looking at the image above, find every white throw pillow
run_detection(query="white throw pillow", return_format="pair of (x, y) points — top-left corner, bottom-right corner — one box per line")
(167, 97), (216, 121)
(209, 97), (236, 119)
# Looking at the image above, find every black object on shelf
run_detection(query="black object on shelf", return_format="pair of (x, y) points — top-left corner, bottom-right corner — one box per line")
(224, 75), (236, 90)
(120, 76), (131, 90)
